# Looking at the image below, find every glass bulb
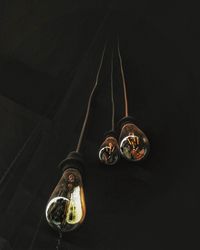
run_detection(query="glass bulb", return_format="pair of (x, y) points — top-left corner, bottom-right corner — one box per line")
(119, 123), (150, 161)
(46, 168), (86, 232)
(99, 136), (119, 165)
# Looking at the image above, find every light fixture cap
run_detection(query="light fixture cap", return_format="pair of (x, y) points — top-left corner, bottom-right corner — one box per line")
(118, 116), (136, 129)
(58, 151), (85, 176)
(103, 130), (117, 140)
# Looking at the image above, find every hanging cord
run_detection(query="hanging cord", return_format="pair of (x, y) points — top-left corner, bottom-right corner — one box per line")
(76, 43), (107, 152)
(110, 47), (115, 131)
(117, 38), (129, 117)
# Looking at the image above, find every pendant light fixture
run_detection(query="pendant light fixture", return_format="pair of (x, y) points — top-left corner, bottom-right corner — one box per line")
(117, 40), (150, 162)
(45, 44), (107, 232)
(99, 47), (120, 165)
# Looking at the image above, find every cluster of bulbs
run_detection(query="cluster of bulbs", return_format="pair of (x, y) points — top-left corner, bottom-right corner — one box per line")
(99, 118), (150, 165)
(45, 40), (150, 234)
(99, 43), (150, 165)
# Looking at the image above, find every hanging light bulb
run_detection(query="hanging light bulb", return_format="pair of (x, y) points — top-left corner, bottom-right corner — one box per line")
(116, 39), (150, 162)
(99, 131), (119, 165)
(98, 46), (120, 166)
(118, 117), (150, 162)
(45, 44), (107, 234)
(46, 152), (86, 232)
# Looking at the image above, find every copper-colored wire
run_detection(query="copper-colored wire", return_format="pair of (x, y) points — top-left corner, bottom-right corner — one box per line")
(110, 47), (115, 131)
(76, 43), (107, 152)
(117, 38), (129, 117)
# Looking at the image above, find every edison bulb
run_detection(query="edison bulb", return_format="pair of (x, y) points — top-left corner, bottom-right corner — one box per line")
(119, 123), (150, 161)
(46, 168), (86, 232)
(99, 136), (119, 165)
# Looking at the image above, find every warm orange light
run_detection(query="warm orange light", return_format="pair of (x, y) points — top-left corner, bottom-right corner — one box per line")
(119, 123), (150, 161)
(46, 168), (86, 232)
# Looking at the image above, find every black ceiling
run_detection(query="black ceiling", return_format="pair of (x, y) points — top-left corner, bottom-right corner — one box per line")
(0, 1), (199, 250)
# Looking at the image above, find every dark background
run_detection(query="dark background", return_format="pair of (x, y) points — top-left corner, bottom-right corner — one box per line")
(0, 1), (199, 249)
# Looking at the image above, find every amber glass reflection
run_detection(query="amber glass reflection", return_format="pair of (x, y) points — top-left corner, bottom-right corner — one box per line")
(46, 168), (86, 232)
(119, 123), (150, 161)
(99, 136), (119, 165)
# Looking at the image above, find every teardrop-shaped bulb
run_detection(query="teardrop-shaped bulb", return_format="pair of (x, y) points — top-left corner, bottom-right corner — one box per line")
(99, 136), (119, 165)
(46, 168), (86, 232)
(119, 123), (150, 161)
